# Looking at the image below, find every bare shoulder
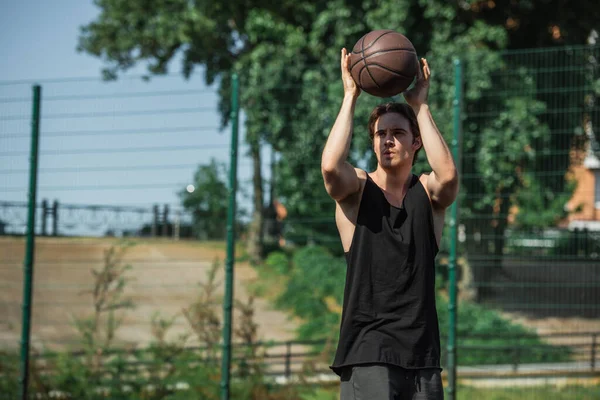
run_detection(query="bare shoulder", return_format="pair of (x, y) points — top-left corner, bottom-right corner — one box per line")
(335, 168), (368, 252)
(419, 173), (445, 213)
(338, 168), (368, 208)
(419, 173), (431, 197)
(355, 168), (368, 183)
(336, 168), (368, 223)
(419, 172), (446, 247)
(419, 169), (459, 211)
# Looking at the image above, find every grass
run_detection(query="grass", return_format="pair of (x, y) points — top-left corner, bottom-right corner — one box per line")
(246, 259), (289, 302)
(455, 384), (600, 400)
(300, 384), (600, 400)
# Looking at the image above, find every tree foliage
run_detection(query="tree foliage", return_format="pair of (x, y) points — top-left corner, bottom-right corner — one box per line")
(179, 158), (229, 239)
(78, 0), (600, 260)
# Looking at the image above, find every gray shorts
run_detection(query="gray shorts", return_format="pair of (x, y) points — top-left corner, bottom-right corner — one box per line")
(339, 364), (444, 400)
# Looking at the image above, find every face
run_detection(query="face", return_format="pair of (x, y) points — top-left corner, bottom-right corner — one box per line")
(373, 112), (421, 169)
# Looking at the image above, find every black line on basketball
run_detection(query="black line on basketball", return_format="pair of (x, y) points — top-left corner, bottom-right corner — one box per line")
(359, 35), (368, 89)
(349, 47), (416, 70)
(352, 30), (396, 54)
(355, 64), (370, 89)
(366, 63), (416, 80)
(363, 48), (416, 59)
(350, 57), (363, 71)
(358, 35), (383, 87)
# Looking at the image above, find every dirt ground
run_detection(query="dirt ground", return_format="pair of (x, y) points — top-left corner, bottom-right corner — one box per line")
(2, 236), (599, 356)
(0, 236), (300, 352)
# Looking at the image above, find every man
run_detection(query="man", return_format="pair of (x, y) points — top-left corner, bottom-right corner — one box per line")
(321, 47), (459, 399)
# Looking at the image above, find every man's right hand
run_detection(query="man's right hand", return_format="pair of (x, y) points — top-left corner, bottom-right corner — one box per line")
(341, 48), (361, 99)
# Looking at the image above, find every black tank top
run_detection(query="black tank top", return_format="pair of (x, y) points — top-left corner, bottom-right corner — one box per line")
(330, 173), (441, 376)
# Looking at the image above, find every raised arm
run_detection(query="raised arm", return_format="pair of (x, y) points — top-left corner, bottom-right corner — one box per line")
(321, 48), (362, 201)
(404, 58), (459, 209)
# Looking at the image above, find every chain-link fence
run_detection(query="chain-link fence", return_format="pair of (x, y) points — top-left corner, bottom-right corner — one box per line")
(1, 44), (599, 398)
(445, 44), (600, 397)
(0, 74), (288, 398)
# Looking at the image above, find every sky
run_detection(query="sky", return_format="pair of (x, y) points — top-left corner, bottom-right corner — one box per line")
(0, 1), (266, 234)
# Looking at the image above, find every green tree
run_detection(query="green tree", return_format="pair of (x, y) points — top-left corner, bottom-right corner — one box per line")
(241, 0), (600, 293)
(272, 1), (600, 285)
(78, 0), (599, 278)
(179, 158), (229, 239)
(77, 0), (313, 261)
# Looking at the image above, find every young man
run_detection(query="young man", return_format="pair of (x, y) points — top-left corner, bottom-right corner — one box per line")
(321, 48), (459, 399)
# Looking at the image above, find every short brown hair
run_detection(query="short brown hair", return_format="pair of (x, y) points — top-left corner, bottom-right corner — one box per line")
(367, 102), (422, 165)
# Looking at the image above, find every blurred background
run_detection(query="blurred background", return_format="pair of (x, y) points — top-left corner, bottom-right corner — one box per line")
(1, 1), (599, 399)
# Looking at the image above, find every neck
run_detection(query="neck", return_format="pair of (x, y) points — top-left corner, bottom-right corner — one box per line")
(372, 164), (413, 192)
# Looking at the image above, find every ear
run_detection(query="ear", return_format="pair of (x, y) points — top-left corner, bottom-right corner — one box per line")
(413, 136), (422, 151)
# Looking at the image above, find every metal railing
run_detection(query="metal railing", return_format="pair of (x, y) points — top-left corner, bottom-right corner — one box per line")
(24, 332), (598, 381)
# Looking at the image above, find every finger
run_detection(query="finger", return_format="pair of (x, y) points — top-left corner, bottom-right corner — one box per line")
(416, 57), (424, 80)
(422, 58), (431, 80)
(341, 48), (346, 69)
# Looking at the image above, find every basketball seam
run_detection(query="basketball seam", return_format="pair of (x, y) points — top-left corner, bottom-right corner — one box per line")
(358, 35), (365, 89)
(354, 30), (396, 54)
(363, 47), (416, 59)
(361, 62), (416, 80)
(361, 32), (380, 89)
(349, 47), (416, 70)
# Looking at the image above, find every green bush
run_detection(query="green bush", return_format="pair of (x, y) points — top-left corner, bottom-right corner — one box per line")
(275, 246), (346, 342)
(437, 296), (571, 365)
(261, 245), (571, 366)
(265, 251), (292, 275)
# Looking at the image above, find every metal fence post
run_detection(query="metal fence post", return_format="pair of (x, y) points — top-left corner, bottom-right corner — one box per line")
(447, 58), (463, 400)
(285, 341), (292, 379)
(41, 199), (48, 236)
(174, 210), (181, 240)
(52, 199), (58, 236)
(162, 204), (169, 237)
(592, 333), (597, 371)
(19, 84), (42, 400)
(220, 72), (240, 400)
(152, 204), (159, 237)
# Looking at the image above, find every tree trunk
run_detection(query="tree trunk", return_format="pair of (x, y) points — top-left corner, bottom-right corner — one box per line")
(247, 140), (264, 263)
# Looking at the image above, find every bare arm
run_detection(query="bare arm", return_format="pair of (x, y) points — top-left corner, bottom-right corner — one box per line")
(417, 104), (458, 208)
(321, 48), (361, 201)
(405, 59), (459, 209)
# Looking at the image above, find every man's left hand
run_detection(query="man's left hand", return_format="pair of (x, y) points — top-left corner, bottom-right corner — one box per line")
(403, 58), (430, 112)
